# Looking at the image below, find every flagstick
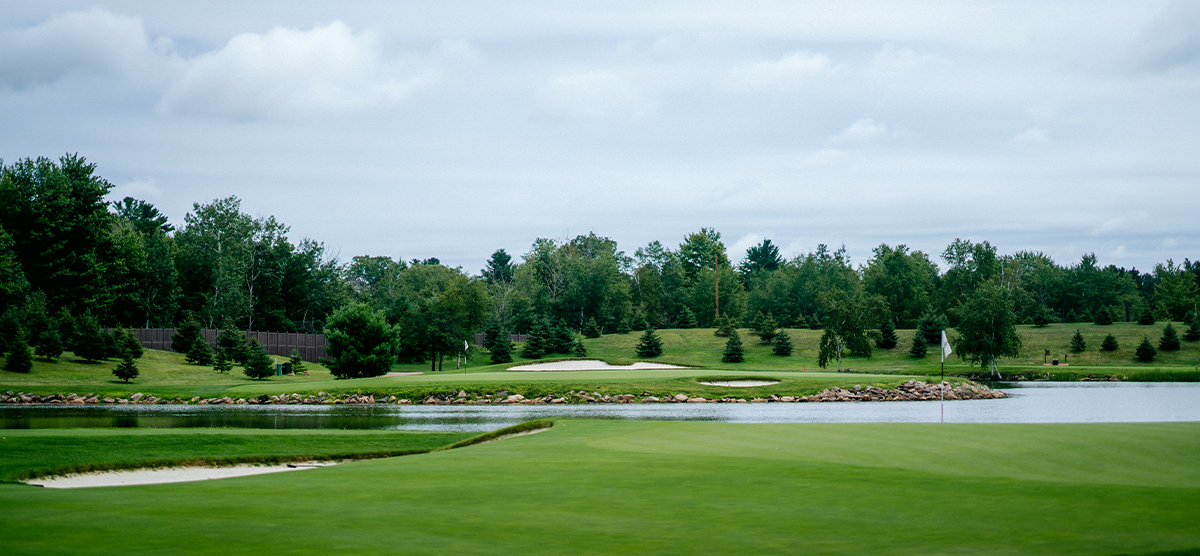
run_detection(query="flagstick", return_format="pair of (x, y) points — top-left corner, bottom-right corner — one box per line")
(940, 358), (944, 424)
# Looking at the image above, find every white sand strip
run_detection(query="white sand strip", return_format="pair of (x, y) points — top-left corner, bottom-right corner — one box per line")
(698, 380), (780, 387)
(28, 462), (337, 489)
(509, 360), (687, 371)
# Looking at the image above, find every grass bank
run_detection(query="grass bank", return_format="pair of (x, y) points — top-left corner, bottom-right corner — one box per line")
(1, 420), (1198, 555)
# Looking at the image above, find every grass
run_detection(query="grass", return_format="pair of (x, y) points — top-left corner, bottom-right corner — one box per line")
(2, 322), (1196, 398)
(1, 420), (1198, 555)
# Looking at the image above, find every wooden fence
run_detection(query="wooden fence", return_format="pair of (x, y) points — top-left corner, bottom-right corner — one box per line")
(473, 333), (529, 346)
(128, 328), (326, 363)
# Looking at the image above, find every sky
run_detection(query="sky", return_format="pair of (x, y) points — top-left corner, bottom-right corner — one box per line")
(1, 1), (1198, 274)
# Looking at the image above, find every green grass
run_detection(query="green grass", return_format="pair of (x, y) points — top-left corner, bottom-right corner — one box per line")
(2, 420), (1198, 555)
(0, 428), (474, 482)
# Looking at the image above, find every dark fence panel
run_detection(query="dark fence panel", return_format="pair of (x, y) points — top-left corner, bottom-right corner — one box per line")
(473, 333), (529, 346)
(128, 329), (326, 363)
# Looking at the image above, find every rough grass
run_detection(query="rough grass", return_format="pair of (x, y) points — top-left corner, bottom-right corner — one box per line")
(1, 420), (1198, 555)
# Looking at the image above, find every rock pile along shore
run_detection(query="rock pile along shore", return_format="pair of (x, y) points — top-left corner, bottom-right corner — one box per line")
(0, 381), (1006, 406)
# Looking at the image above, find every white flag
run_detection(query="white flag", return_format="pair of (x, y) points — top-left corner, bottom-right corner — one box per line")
(940, 330), (953, 362)
(464, 340), (469, 351)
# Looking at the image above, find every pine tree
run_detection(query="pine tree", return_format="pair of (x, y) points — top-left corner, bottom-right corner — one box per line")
(548, 320), (574, 354)
(877, 320), (898, 349)
(793, 314), (809, 329)
(635, 328), (663, 358)
(752, 313), (779, 345)
(809, 315), (823, 330)
(1094, 306), (1114, 325)
(482, 319), (505, 353)
(243, 339), (275, 380)
(1183, 313), (1200, 342)
(34, 329), (63, 361)
(172, 312), (202, 353)
(1137, 309), (1155, 325)
(112, 352), (139, 383)
(677, 307), (698, 329)
(1135, 337), (1157, 362)
(582, 317), (602, 338)
(713, 314), (734, 337)
(4, 328), (32, 373)
(1069, 329), (1087, 353)
(212, 348), (232, 373)
(772, 330), (793, 356)
(217, 320), (250, 365)
(521, 320), (548, 359)
(909, 334), (928, 358)
(289, 349), (306, 374)
(616, 317), (632, 335)
(56, 308), (76, 353)
(722, 330), (744, 363)
(631, 312), (648, 332)
(186, 336), (213, 365)
(572, 337), (588, 358)
(73, 314), (110, 362)
(749, 312), (765, 335)
(917, 308), (948, 344)
(113, 327), (144, 359)
(1032, 307), (1053, 328)
(1159, 324), (1181, 351)
(490, 333), (514, 364)
(1101, 334), (1119, 352)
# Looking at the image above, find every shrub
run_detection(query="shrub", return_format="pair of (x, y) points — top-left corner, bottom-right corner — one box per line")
(1159, 324), (1181, 351)
(112, 352), (139, 383)
(635, 328), (663, 358)
(322, 302), (400, 379)
(288, 349), (306, 373)
(772, 330), (793, 356)
(722, 330), (744, 363)
(1137, 310), (1155, 325)
(909, 334), (928, 358)
(1135, 337), (1157, 362)
(243, 339), (275, 380)
(1101, 334), (1119, 352)
(4, 328), (32, 373)
(877, 320), (898, 349)
(1069, 330), (1087, 353)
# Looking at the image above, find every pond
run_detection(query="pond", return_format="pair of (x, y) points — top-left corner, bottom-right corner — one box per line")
(2, 382), (1198, 432)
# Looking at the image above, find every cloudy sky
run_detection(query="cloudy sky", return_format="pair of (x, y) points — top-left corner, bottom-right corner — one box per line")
(2, 1), (1198, 273)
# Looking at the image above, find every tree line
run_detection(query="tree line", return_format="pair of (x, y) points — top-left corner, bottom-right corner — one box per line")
(1, 154), (1198, 376)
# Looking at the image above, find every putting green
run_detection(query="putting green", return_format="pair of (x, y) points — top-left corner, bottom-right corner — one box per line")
(2, 420), (1198, 555)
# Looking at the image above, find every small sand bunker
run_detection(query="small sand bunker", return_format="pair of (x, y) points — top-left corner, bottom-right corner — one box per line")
(509, 360), (687, 371)
(698, 380), (780, 387)
(28, 462), (337, 489)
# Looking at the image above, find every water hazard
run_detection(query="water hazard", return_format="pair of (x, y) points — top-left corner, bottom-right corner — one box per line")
(2, 382), (1198, 432)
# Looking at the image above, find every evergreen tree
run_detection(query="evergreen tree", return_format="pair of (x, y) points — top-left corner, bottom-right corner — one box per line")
(582, 317), (602, 338)
(113, 327), (144, 359)
(185, 336), (213, 365)
(112, 352), (139, 383)
(1137, 309), (1155, 325)
(1032, 307), (1053, 328)
(1135, 337), (1157, 362)
(635, 328), (663, 358)
(56, 308), (75, 353)
(1069, 330), (1087, 353)
(793, 314), (809, 329)
(212, 347), (232, 373)
(752, 313), (779, 345)
(1101, 334), (1119, 352)
(1094, 306), (1114, 325)
(1185, 315), (1200, 342)
(877, 320), (898, 349)
(4, 328), (32, 373)
(713, 314), (735, 337)
(288, 349), (306, 374)
(722, 329), (744, 363)
(521, 320), (548, 359)
(172, 312), (202, 353)
(321, 302), (400, 379)
(548, 319), (574, 354)
(772, 329), (793, 356)
(1159, 324), (1181, 351)
(482, 319), (504, 353)
(909, 334), (928, 358)
(615, 317), (632, 335)
(677, 307), (697, 329)
(572, 336), (588, 358)
(73, 314), (110, 362)
(809, 315), (823, 330)
(631, 312), (648, 332)
(916, 308), (947, 344)
(34, 329), (63, 361)
(217, 320), (250, 365)
(490, 333), (514, 364)
(749, 311), (765, 335)
(243, 339), (274, 380)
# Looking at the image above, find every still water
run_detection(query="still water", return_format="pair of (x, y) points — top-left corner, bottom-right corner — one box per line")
(2, 382), (1197, 432)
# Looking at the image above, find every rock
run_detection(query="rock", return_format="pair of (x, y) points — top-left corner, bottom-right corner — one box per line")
(504, 394), (525, 403)
(686, 397), (707, 403)
(780, 396), (795, 402)
(456, 390), (467, 399)
(673, 394), (688, 402)
(642, 396), (660, 403)
(130, 393), (144, 401)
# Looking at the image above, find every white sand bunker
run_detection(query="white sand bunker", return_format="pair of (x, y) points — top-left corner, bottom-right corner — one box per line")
(698, 380), (780, 387)
(509, 360), (687, 371)
(28, 462), (337, 489)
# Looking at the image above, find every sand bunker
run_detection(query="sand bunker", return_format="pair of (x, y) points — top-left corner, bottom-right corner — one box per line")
(509, 360), (687, 371)
(28, 462), (337, 489)
(697, 380), (780, 387)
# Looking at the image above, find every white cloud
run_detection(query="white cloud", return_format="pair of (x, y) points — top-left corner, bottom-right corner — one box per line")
(0, 8), (170, 89)
(828, 118), (891, 145)
(797, 148), (849, 167)
(1013, 127), (1050, 145)
(532, 70), (651, 121)
(729, 233), (766, 262)
(107, 177), (163, 202)
(159, 21), (431, 120)
(727, 51), (832, 90)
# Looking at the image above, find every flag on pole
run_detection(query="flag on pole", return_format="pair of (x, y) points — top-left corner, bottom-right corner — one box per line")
(464, 340), (469, 351)
(940, 330), (953, 362)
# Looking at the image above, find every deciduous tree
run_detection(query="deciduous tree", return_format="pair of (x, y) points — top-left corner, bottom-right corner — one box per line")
(953, 281), (1022, 377)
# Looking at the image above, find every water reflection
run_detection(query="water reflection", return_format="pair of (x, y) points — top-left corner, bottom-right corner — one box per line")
(2, 383), (1198, 432)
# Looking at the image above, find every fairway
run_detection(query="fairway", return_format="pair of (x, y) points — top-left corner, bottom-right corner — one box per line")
(3, 420), (1198, 555)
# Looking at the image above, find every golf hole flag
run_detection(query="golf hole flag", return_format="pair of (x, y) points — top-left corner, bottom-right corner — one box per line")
(940, 331), (953, 362)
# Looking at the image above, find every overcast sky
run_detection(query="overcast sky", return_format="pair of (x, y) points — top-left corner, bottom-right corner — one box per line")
(2, 1), (1198, 273)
